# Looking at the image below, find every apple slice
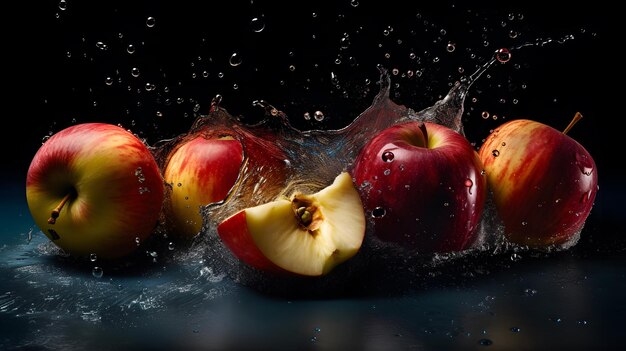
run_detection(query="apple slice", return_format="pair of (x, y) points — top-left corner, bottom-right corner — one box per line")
(217, 172), (365, 277)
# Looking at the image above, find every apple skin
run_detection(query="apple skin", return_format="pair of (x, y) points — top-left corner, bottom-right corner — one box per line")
(478, 119), (598, 247)
(351, 121), (487, 253)
(26, 123), (164, 259)
(163, 133), (244, 238)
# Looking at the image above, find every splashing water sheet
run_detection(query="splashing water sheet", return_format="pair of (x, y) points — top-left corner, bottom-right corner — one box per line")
(2, 1), (623, 350)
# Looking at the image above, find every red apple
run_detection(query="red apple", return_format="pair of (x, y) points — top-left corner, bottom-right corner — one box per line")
(217, 172), (366, 277)
(26, 123), (164, 259)
(162, 132), (244, 238)
(478, 113), (598, 247)
(351, 121), (487, 253)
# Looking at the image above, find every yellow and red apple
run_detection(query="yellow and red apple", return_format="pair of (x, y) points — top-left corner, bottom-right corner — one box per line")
(26, 123), (164, 259)
(217, 172), (366, 277)
(478, 114), (598, 247)
(163, 132), (244, 238)
(351, 121), (487, 253)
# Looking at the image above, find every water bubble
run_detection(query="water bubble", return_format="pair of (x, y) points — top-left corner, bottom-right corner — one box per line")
(131, 68), (140, 77)
(146, 16), (156, 28)
(482, 111), (490, 119)
(89, 253), (97, 262)
(495, 48), (511, 63)
(229, 52), (242, 67)
(233, 83), (239, 90)
(382, 151), (395, 162)
(58, 0), (67, 11)
(314, 111), (324, 121)
(350, 0), (359, 7)
(105, 77), (113, 86)
(250, 17), (265, 32)
(289, 65), (296, 72)
(383, 29), (390, 36)
(446, 42), (456, 52)
(168, 242), (175, 251)
(218, 72), (224, 78)
(510, 253), (522, 262)
(492, 150), (500, 157)
(202, 71), (209, 78)
(510, 327), (521, 333)
(92, 267), (103, 278)
(372, 207), (386, 218)
(478, 338), (493, 346)
(433, 57), (440, 63)
(409, 52), (416, 60)
(127, 44), (136, 54)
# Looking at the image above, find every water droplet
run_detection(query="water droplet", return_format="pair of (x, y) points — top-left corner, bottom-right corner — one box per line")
(446, 42), (456, 52)
(495, 48), (511, 63)
(382, 151), (395, 162)
(92, 267), (103, 278)
(443, 202), (449, 207)
(96, 41), (108, 50)
(409, 52), (416, 60)
(350, 0), (359, 7)
(482, 111), (490, 119)
(314, 327), (322, 332)
(510, 327), (521, 333)
(433, 57), (440, 63)
(127, 44), (136, 54)
(105, 77), (113, 86)
(314, 111), (324, 121)
(577, 320), (588, 326)
(580, 190), (592, 204)
(383, 169), (391, 176)
(131, 68), (140, 77)
(509, 30), (518, 39)
(89, 253), (97, 262)
(250, 17), (265, 32)
(372, 207), (386, 218)
(177, 182), (183, 187)
(146, 16), (156, 28)
(392, 68), (399, 75)
(289, 65), (296, 72)
(524, 288), (538, 296)
(303, 112), (311, 120)
(229, 52), (242, 67)
(510, 253), (522, 262)
(521, 220), (528, 226)
(478, 338), (493, 346)
(145, 83), (155, 91)
(383, 29), (390, 36)
(492, 150), (500, 157)
(135, 237), (141, 246)
(233, 83), (239, 90)
(58, 0), (67, 11)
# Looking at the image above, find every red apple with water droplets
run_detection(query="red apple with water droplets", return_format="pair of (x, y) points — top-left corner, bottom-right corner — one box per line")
(26, 123), (164, 259)
(351, 121), (487, 253)
(478, 113), (598, 247)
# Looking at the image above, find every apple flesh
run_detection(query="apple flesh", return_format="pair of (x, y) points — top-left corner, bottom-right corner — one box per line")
(163, 133), (243, 238)
(217, 172), (366, 277)
(351, 121), (486, 253)
(26, 123), (164, 259)
(478, 115), (598, 247)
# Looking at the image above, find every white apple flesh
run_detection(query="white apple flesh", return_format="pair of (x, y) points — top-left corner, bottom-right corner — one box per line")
(217, 172), (365, 277)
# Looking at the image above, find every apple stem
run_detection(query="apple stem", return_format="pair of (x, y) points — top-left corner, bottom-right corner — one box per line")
(562, 112), (583, 135)
(47, 193), (72, 224)
(419, 123), (429, 146)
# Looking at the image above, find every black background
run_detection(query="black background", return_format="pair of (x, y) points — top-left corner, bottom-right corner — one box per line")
(4, 1), (622, 242)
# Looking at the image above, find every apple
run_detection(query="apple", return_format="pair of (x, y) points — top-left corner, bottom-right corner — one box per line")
(162, 131), (244, 238)
(216, 172), (366, 277)
(478, 113), (598, 247)
(351, 121), (487, 253)
(26, 122), (164, 259)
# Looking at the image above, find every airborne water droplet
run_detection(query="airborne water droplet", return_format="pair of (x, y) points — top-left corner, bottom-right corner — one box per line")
(250, 17), (265, 32)
(58, 0), (67, 11)
(131, 68), (140, 77)
(105, 77), (113, 86)
(478, 338), (493, 346)
(92, 267), (103, 278)
(510, 253), (522, 262)
(146, 16), (156, 28)
(314, 111), (324, 121)
(372, 207), (386, 218)
(127, 44), (136, 54)
(89, 253), (97, 262)
(495, 48), (511, 63)
(492, 150), (500, 157)
(446, 42), (456, 52)
(229, 52), (242, 67)
(510, 327), (521, 333)
(482, 111), (490, 119)
(303, 112), (311, 120)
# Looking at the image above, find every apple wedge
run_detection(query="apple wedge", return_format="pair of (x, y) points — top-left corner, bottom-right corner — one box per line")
(217, 172), (365, 277)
